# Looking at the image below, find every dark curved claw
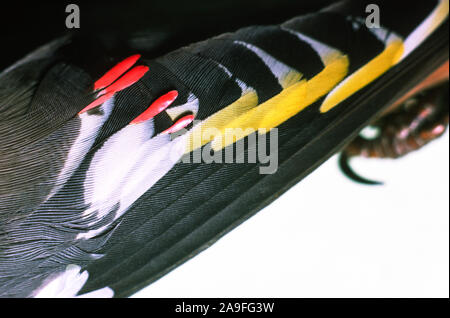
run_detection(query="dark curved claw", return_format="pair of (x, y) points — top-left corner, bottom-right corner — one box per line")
(338, 152), (384, 186)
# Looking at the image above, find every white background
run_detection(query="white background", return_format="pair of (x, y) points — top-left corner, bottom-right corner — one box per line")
(133, 131), (449, 298)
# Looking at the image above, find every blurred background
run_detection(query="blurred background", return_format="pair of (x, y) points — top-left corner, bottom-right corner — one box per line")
(1, 0), (335, 71)
(134, 130), (449, 298)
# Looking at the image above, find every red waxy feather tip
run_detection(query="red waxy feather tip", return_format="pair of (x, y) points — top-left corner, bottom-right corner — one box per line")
(79, 65), (149, 115)
(78, 92), (114, 115)
(104, 65), (149, 95)
(162, 114), (195, 134)
(130, 90), (179, 124)
(94, 54), (141, 91)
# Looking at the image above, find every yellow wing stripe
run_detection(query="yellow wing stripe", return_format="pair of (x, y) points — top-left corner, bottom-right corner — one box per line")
(184, 0), (449, 153)
(212, 54), (349, 150)
(320, 0), (448, 113)
(320, 40), (404, 113)
(184, 90), (259, 153)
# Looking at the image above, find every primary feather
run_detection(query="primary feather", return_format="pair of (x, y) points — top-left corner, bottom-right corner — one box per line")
(0, 0), (448, 297)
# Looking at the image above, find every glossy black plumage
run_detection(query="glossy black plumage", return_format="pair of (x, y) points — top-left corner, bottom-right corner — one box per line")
(0, 0), (448, 297)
